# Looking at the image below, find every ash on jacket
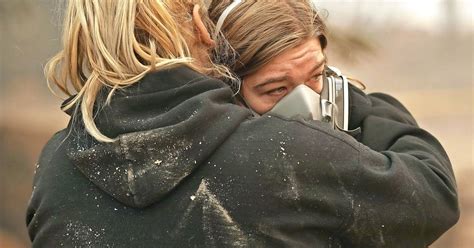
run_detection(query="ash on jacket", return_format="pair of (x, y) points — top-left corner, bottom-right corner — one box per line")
(27, 66), (458, 247)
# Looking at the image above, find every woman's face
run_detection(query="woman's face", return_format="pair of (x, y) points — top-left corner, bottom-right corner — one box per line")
(241, 37), (326, 114)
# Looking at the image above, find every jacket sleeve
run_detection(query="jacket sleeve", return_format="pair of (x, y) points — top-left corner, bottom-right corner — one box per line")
(336, 85), (460, 246)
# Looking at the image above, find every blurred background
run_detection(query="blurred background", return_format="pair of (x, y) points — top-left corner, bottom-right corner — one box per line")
(0, 0), (472, 247)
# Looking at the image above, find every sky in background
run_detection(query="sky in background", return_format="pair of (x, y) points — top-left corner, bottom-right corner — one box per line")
(315, 0), (473, 32)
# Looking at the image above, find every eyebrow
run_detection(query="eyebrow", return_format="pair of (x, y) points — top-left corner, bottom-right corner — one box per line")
(254, 56), (327, 90)
(309, 56), (327, 75)
(253, 75), (289, 90)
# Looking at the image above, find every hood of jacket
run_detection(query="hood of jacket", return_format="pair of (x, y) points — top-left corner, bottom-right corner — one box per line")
(64, 66), (251, 208)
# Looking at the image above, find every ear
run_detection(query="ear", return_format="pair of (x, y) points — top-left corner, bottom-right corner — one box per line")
(193, 5), (216, 47)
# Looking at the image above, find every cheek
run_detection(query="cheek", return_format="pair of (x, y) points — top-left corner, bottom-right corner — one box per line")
(313, 79), (323, 93)
(305, 77), (323, 94)
(252, 102), (273, 115)
(241, 87), (272, 115)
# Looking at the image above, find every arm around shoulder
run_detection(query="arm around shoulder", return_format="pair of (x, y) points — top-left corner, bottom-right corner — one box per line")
(329, 85), (460, 245)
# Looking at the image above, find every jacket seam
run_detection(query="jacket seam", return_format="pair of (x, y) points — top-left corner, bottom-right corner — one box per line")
(336, 143), (360, 236)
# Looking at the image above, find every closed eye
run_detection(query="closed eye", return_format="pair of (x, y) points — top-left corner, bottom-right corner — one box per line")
(310, 73), (323, 85)
(313, 74), (323, 80)
(266, 87), (287, 96)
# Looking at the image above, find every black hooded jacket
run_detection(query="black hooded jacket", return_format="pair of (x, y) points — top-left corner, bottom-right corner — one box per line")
(26, 66), (459, 247)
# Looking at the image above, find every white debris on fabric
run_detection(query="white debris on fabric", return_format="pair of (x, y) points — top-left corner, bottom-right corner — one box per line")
(64, 220), (111, 247)
(174, 180), (250, 247)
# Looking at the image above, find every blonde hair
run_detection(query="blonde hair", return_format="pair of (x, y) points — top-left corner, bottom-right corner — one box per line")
(208, 0), (327, 78)
(46, 0), (227, 142)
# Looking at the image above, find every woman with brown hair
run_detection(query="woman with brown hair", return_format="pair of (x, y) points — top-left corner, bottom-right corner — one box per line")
(207, 0), (459, 246)
(27, 0), (458, 247)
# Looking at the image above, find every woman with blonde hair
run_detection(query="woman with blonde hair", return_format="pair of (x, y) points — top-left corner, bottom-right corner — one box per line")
(27, 0), (458, 247)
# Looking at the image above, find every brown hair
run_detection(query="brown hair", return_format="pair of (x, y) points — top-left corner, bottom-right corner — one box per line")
(208, 0), (327, 78)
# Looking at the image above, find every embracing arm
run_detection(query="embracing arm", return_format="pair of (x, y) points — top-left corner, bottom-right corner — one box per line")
(329, 86), (459, 245)
(247, 102), (459, 247)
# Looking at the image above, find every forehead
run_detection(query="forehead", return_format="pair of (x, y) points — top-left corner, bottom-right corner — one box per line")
(250, 37), (324, 77)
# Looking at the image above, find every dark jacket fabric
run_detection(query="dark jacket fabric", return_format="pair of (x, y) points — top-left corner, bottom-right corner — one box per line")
(26, 66), (459, 247)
